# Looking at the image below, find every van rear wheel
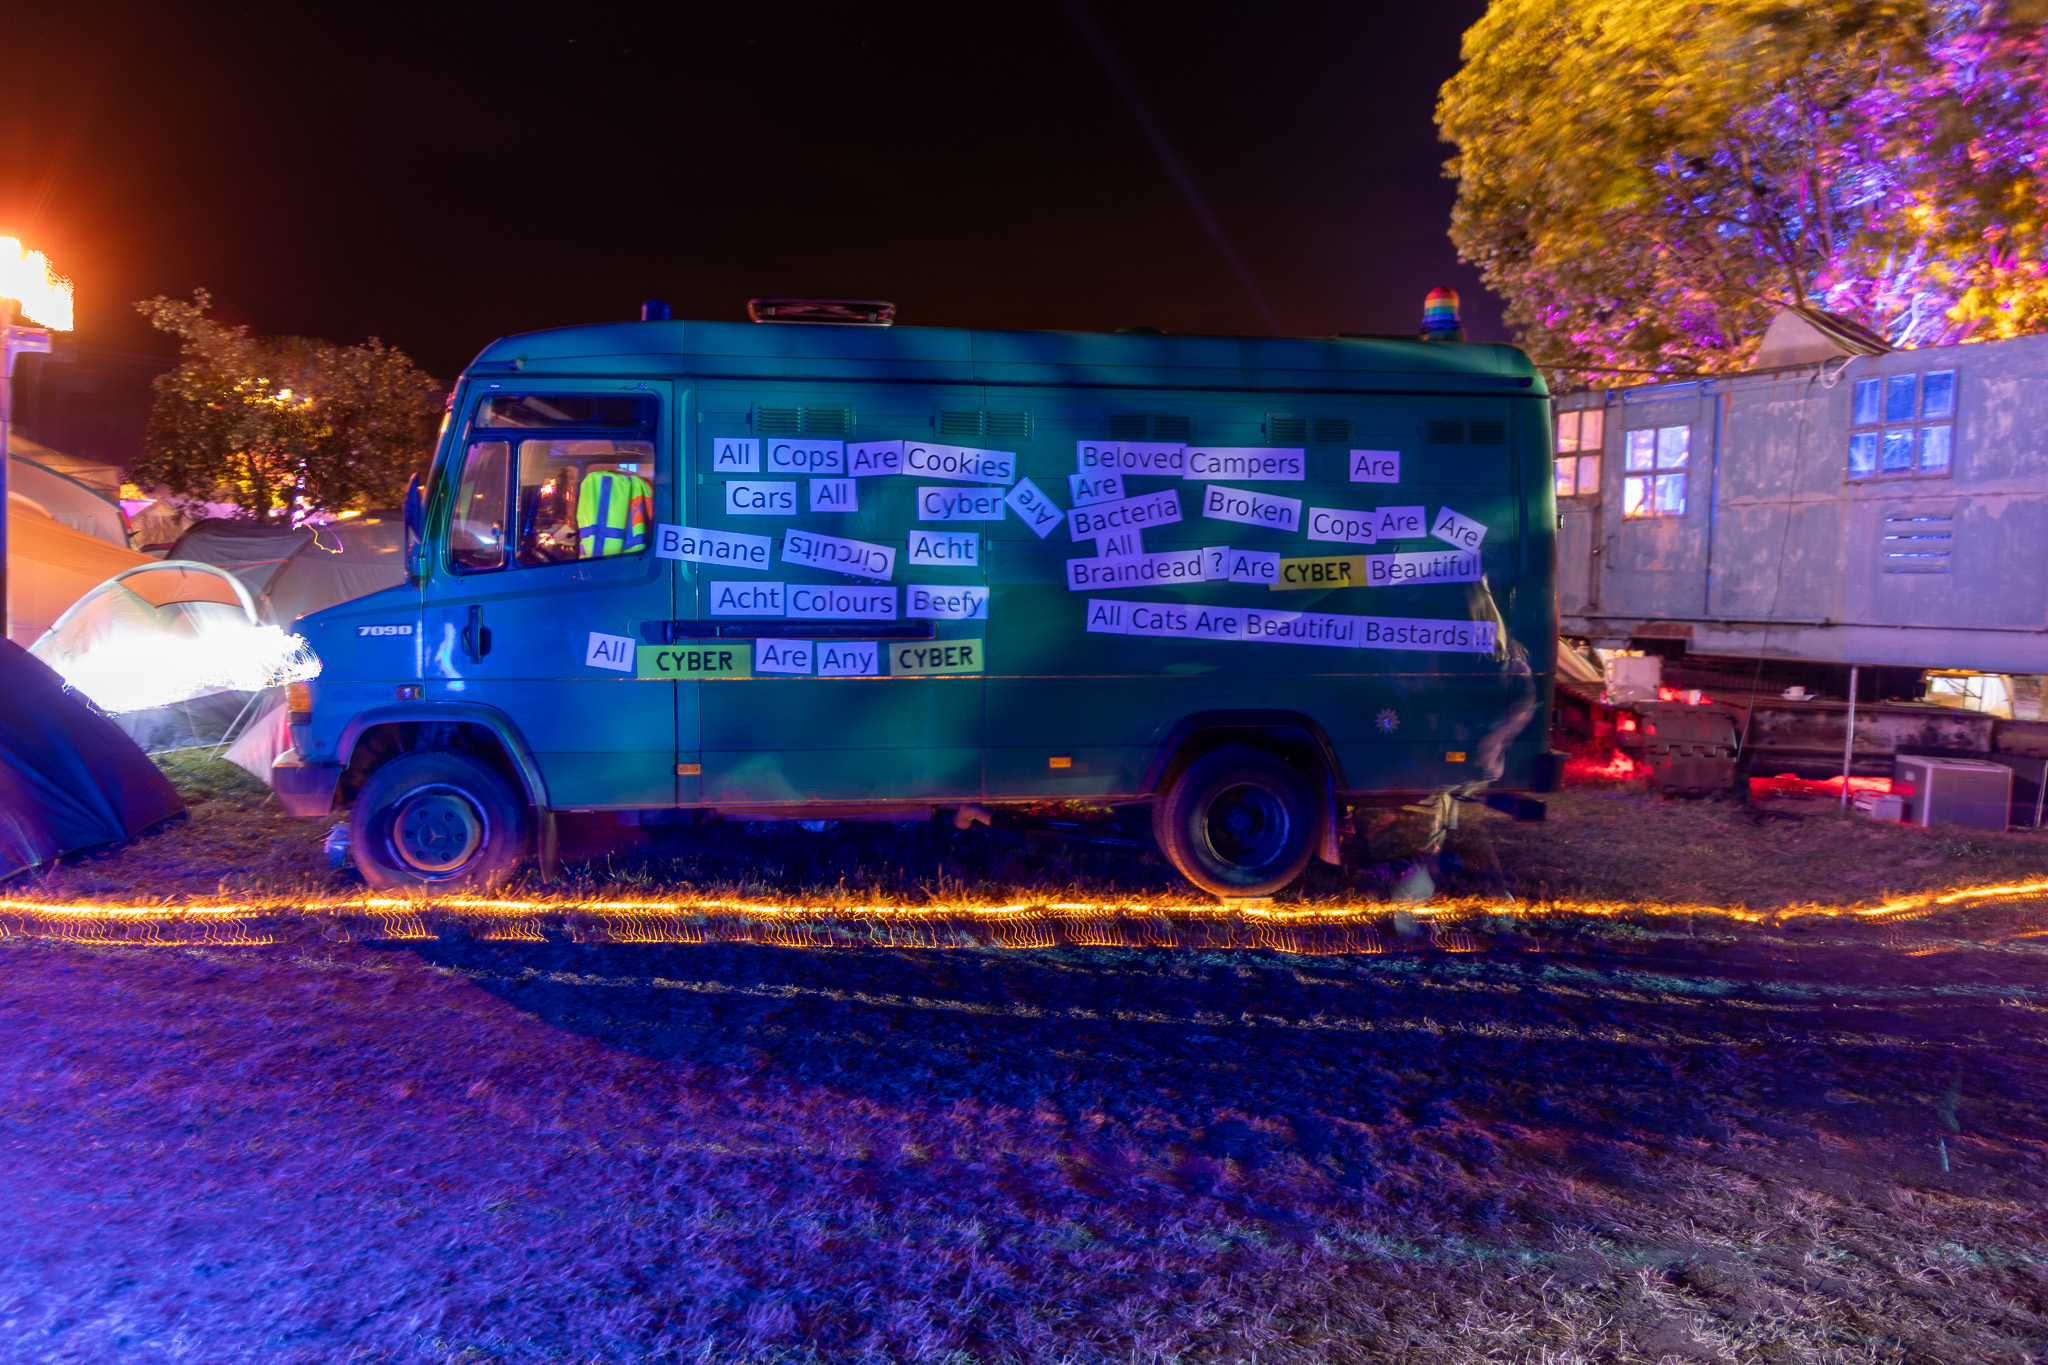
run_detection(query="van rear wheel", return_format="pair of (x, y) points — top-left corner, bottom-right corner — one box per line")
(349, 749), (528, 891)
(1154, 745), (1318, 897)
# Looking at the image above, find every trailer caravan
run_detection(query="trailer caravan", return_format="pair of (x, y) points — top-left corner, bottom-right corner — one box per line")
(272, 309), (1560, 894)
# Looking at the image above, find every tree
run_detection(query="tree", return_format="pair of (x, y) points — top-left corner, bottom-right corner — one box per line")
(134, 291), (445, 518)
(1437, 0), (2048, 383)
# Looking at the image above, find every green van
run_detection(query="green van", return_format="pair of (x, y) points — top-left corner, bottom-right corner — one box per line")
(273, 309), (1557, 896)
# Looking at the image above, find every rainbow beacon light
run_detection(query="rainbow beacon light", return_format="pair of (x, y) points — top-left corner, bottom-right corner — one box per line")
(1420, 287), (1464, 343)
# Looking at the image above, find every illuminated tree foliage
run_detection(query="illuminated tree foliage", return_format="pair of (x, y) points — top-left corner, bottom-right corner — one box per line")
(1438, 0), (2048, 381)
(134, 291), (444, 518)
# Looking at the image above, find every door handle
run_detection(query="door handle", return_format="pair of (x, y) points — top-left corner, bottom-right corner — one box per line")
(462, 605), (492, 663)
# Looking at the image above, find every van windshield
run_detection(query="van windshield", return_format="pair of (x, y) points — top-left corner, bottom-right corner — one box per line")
(515, 438), (656, 564)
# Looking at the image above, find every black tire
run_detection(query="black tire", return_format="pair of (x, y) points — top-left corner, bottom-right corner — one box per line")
(1153, 745), (1319, 897)
(349, 748), (529, 891)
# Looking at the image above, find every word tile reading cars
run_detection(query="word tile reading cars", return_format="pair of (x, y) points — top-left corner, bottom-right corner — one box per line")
(726, 480), (796, 516)
(1077, 441), (1186, 477)
(1004, 477), (1064, 539)
(889, 640), (984, 676)
(905, 584), (990, 620)
(1430, 505), (1488, 551)
(918, 486), (1008, 522)
(787, 584), (898, 620)
(1184, 447), (1305, 481)
(810, 478), (857, 513)
(1305, 507), (1377, 544)
(1202, 485), (1301, 532)
(1067, 488), (1182, 541)
(637, 644), (753, 679)
(905, 443), (1015, 483)
(709, 581), (787, 615)
(1069, 472), (1125, 506)
(767, 440), (846, 475)
(1349, 450), (1399, 483)
(657, 524), (773, 570)
(816, 641), (880, 677)
(585, 631), (635, 672)
(711, 438), (761, 473)
(756, 640), (813, 675)
(907, 530), (978, 566)
(1066, 548), (1205, 592)
(782, 529), (895, 581)
(1083, 599), (1498, 653)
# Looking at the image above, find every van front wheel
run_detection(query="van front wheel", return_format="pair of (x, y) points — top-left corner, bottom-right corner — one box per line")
(1154, 746), (1318, 897)
(350, 749), (528, 891)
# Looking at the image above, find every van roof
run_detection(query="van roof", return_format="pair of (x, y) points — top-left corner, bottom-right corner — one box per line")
(465, 320), (1544, 397)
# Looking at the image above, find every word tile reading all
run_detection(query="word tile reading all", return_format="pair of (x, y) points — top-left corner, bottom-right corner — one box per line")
(888, 640), (984, 676)
(906, 584), (991, 620)
(787, 584), (898, 620)
(711, 438), (761, 473)
(1004, 477), (1064, 539)
(1430, 505), (1488, 551)
(1067, 488), (1182, 541)
(816, 641), (880, 677)
(1083, 599), (1499, 654)
(1077, 441), (1187, 477)
(709, 581), (787, 616)
(1184, 447), (1305, 481)
(1202, 485), (1301, 532)
(1373, 505), (1427, 539)
(782, 529), (896, 581)
(767, 440), (845, 475)
(585, 631), (635, 673)
(756, 640), (814, 675)
(1098, 530), (1143, 559)
(1066, 548), (1205, 592)
(656, 524), (773, 570)
(1069, 472), (1125, 506)
(1271, 550), (1482, 591)
(918, 486), (1008, 522)
(726, 480), (796, 516)
(811, 478), (857, 513)
(905, 442), (1015, 484)
(848, 441), (906, 477)
(907, 530), (978, 566)
(637, 644), (753, 680)
(1349, 450), (1399, 483)
(1305, 507), (1377, 544)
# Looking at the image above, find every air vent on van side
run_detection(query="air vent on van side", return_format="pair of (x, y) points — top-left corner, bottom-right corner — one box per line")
(939, 409), (1034, 440)
(1107, 413), (1195, 441)
(1880, 515), (1954, 574)
(1313, 417), (1355, 443)
(1427, 420), (1466, 445)
(754, 405), (854, 436)
(1266, 415), (1310, 443)
(1469, 419), (1505, 445)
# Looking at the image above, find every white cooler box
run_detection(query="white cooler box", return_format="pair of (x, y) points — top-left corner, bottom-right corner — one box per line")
(1892, 755), (2013, 831)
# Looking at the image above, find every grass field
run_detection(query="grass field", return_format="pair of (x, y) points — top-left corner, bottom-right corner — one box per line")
(3, 755), (2047, 1363)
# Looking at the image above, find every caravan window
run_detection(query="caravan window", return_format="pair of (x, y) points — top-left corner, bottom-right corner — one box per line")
(1621, 425), (1688, 517)
(1848, 370), (1954, 480)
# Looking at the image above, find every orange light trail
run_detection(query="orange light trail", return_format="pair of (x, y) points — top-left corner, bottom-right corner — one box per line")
(4, 880), (2047, 952)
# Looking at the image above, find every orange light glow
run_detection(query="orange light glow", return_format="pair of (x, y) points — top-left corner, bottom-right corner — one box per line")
(4, 874), (2040, 953)
(1566, 750), (1638, 780)
(1748, 773), (1893, 800)
(1655, 685), (1711, 704)
(0, 237), (74, 330)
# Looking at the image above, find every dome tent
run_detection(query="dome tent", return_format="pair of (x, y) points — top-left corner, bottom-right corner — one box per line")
(0, 641), (185, 882)
(166, 513), (407, 625)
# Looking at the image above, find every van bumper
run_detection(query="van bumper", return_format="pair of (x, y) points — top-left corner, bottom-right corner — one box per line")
(272, 747), (343, 817)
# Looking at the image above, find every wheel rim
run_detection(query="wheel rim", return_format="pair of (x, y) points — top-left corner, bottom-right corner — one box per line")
(1199, 781), (1291, 872)
(390, 785), (487, 875)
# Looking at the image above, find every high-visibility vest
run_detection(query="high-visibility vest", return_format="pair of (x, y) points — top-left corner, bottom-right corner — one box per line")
(577, 470), (653, 557)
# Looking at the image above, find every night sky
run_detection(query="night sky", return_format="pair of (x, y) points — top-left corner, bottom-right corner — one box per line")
(1, 0), (1500, 384)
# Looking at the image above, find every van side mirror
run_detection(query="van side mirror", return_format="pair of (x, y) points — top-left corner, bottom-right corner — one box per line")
(403, 474), (426, 585)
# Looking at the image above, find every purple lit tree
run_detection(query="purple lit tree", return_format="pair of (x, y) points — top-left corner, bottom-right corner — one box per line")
(1436, 0), (2048, 384)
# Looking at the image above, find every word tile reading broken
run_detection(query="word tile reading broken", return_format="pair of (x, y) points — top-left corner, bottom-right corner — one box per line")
(1201, 485), (1301, 532)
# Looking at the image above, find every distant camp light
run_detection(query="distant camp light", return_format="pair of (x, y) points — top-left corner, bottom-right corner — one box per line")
(0, 238), (73, 330)
(1420, 287), (1463, 342)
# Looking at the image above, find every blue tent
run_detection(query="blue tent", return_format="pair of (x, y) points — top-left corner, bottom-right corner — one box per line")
(0, 642), (186, 881)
